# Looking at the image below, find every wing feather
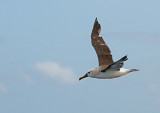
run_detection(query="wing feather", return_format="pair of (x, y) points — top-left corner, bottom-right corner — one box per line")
(91, 18), (114, 66)
(101, 55), (128, 72)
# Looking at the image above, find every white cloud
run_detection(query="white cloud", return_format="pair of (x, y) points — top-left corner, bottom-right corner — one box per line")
(0, 82), (7, 93)
(35, 61), (77, 84)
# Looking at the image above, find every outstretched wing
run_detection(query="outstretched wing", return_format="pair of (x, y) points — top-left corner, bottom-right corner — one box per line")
(91, 18), (114, 66)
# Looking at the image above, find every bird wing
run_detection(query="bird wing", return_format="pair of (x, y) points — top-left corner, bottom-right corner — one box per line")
(109, 55), (128, 69)
(91, 18), (114, 66)
(101, 55), (128, 72)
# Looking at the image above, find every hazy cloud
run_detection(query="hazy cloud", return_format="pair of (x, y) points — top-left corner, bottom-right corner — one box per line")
(23, 74), (34, 85)
(35, 61), (77, 84)
(16, 64), (34, 85)
(105, 32), (160, 42)
(0, 82), (7, 93)
(146, 81), (160, 104)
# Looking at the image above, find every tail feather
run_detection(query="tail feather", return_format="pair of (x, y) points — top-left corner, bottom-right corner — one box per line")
(129, 69), (139, 72)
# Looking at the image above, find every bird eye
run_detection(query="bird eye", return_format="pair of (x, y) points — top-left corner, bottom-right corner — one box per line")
(88, 72), (90, 74)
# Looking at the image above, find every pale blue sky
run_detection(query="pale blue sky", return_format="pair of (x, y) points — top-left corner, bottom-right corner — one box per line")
(0, 0), (160, 113)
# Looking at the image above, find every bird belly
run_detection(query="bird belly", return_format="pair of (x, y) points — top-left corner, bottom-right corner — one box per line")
(92, 70), (123, 79)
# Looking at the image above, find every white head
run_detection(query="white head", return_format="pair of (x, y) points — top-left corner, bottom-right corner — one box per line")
(79, 68), (99, 80)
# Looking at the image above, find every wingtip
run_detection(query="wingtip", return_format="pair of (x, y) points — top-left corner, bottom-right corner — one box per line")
(95, 17), (98, 22)
(121, 55), (128, 61)
(91, 17), (102, 39)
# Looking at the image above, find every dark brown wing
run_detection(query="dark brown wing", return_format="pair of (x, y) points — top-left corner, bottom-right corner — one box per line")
(91, 18), (114, 66)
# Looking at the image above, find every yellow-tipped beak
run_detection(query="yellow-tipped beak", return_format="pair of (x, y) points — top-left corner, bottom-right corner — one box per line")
(79, 73), (88, 81)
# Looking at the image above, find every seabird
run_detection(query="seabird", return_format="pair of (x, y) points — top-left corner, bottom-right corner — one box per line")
(79, 18), (139, 80)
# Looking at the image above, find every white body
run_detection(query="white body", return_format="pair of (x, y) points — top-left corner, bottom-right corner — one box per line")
(88, 68), (130, 79)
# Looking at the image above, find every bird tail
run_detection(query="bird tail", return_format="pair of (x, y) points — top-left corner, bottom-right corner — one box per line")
(129, 69), (139, 72)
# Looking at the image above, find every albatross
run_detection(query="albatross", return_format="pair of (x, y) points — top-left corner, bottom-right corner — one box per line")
(79, 18), (139, 80)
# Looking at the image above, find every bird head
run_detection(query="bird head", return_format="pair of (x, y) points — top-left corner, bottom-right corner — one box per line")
(79, 71), (92, 80)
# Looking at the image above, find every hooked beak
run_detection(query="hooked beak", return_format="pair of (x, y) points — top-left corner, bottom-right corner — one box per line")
(79, 73), (88, 81)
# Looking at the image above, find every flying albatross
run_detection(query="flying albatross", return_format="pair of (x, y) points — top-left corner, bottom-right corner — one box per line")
(79, 18), (139, 80)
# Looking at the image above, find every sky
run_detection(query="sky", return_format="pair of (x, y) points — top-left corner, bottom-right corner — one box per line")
(0, 0), (160, 113)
